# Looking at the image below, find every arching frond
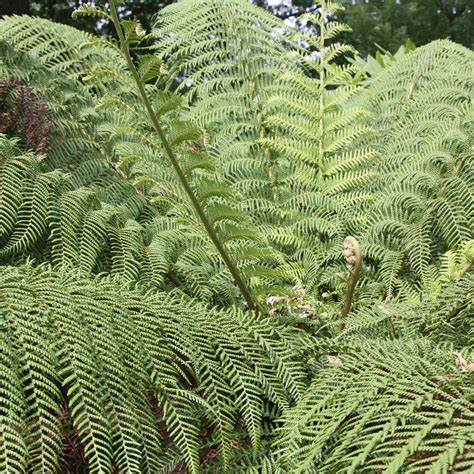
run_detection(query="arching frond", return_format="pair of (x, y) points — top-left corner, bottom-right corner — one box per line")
(0, 263), (307, 473)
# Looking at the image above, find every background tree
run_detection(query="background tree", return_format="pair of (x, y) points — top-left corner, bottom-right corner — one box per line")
(0, 0), (29, 15)
(4, 1), (175, 36)
(1, 1), (472, 54)
(339, 0), (473, 56)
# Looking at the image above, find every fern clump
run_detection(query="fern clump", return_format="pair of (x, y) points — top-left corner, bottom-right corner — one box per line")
(0, 0), (472, 471)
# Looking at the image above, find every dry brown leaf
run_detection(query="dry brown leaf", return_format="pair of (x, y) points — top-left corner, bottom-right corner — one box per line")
(454, 352), (469, 372)
(327, 355), (342, 365)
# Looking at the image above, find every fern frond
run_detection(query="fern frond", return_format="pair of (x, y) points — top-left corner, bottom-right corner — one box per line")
(0, 263), (308, 472)
(275, 339), (474, 473)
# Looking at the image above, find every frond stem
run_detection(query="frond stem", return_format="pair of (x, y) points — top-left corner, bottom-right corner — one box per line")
(166, 271), (193, 297)
(319, 0), (326, 163)
(460, 258), (474, 279)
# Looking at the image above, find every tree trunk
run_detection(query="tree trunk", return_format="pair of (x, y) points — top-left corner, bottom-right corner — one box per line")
(0, 0), (30, 16)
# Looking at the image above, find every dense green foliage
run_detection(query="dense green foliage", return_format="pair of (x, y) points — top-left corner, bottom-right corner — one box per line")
(0, 264), (306, 472)
(0, 0), (472, 472)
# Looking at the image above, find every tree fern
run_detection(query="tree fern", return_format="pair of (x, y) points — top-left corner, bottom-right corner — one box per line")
(154, 0), (298, 224)
(262, 1), (375, 299)
(0, 1), (472, 471)
(0, 17), (279, 307)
